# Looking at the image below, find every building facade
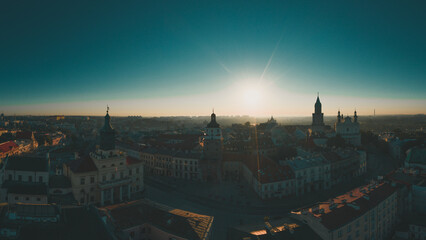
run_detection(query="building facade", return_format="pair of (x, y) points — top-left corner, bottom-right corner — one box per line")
(335, 110), (361, 146)
(64, 108), (144, 206)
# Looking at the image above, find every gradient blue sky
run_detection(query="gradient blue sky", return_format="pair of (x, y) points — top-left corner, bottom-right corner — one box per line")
(1, 0), (425, 116)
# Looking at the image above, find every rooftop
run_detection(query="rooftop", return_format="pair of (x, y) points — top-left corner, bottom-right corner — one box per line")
(126, 156), (142, 165)
(3, 181), (48, 195)
(406, 146), (426, 165)
(66, 155), (98, 173)
(102, 199), (213, 240)
(228, 217), (322, 240)
(6, 156), (48, 172)
(292, 182), (396, 230)
(0, 141), (18, 153)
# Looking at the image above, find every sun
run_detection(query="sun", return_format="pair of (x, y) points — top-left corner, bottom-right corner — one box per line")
(243, 87), (262, 106)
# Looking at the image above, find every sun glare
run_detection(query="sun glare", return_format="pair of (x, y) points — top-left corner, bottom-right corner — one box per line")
(243, 88), (262, 106)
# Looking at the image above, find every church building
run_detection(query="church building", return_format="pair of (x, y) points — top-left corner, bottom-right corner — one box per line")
(64, 107), (144, 206)
(311, 94), (325, 133)
(335, 110), (361, 146)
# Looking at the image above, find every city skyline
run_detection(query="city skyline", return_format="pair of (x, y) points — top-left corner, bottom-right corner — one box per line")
(1, 0), (425, 116)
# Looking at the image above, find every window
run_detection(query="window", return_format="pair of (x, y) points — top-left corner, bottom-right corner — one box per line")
(90, 196), (94, 201)
(26, 197), (29, 201)
(15, 196), (19, 200)
(136, 168), (139, 174)
(80, 177), (85, 185)
(9, 174), (12, 180)
(111, 173), (115, 180)
(338, 230), (342, 237)
(129, 169), (132, 176)
(28, 176), (32, 182)
(37, 197), (41, 201)
(90, 176), (95, 183)
(18, 175), (22, 181)
(120, 172), (124, 179)
(102, 175), (106, 181)
(347, 224), (352, 232)
(39, 176), (43, 182)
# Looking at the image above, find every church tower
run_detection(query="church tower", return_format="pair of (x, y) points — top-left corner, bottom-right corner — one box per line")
(204, 110), (223, 161)
(354, 110), (358, 123)
(100, 106), (115, 150)
(311, 93), (325, 132)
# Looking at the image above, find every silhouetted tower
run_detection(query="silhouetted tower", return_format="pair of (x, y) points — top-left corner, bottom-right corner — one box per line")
(311, 93), (325, 132)
(100, 106), (115, 150)
(337, 109), (341, 123)
(354, 110), (358, 123)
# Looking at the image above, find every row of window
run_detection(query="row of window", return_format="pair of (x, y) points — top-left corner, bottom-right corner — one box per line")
(8, 174), (44, 183)
(11, 195), (42, 202)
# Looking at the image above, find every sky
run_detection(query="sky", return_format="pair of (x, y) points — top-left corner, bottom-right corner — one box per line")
(0, 0), (425, 116)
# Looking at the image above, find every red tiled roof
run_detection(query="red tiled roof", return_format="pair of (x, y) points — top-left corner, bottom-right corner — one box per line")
(126, 156), (142, 165)
(0, 141), (18, 153)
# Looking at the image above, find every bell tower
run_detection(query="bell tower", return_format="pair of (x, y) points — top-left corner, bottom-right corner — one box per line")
(204, 110), (223, 161)
(312, 93), (325, 132)
(100, 106), (115, 150)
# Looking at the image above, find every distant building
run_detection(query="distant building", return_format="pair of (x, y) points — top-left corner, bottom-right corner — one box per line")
(101, 199), (214, 240)
(311, 94), (325, 133)
(64, 108), (144, 206)
(291, 182), (398, 240)
(335, 110), (361, 146)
